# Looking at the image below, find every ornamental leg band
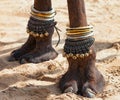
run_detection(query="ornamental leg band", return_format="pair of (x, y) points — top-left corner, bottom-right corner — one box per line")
(63, 37), (95, 59)
(27, 16), (56, 38)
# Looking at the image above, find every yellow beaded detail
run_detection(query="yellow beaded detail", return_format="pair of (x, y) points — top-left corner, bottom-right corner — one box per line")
(62, 50), (92, 59)
(26, 29), (49, 38)
(45, 32), (49, 36)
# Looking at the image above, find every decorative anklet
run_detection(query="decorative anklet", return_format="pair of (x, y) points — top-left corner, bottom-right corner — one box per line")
(63, 25), (95, 59)
(31, 5), (56, 21)
(66, 25), (94, 40)
(26, 6), (60, 46)
(26, 16), (56, 38)
(27, 5), (57, 38)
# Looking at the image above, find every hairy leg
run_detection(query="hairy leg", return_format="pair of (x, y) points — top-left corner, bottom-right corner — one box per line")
(19, 0), (58, 64)
(19, 20), (58, 64)
(79, 47), (105, 97)
(60, 46), (105, 98)
(9, 35), (36, 61)
(59, 59), (80, 94)
(59, 0), (105, 98)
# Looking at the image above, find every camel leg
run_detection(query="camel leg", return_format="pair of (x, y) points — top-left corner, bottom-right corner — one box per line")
(59, 0), (105, 98)
(14, 0), (58, 64)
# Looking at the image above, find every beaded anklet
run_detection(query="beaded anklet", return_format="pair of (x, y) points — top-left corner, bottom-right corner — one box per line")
(26, 5), (57, 38)
(26, 6), (60, 46)
(27, 16), (56, 38)
(63, 25), (95, 59)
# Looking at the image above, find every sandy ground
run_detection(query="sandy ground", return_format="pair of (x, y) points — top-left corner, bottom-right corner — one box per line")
(0, 0), (120, 100)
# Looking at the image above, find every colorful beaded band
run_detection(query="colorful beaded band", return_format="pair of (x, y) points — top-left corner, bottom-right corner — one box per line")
(63, 37), (95, 59)
(26, 16), (56, 38)
(63, 50), (93, 59)
(26, 29), (49, 37)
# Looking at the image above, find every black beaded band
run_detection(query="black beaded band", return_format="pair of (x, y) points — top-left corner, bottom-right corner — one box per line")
(27, 16), (56, 37)
(63, 37), (95, 59)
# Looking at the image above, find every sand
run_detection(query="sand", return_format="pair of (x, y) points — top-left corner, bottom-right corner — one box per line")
(0, 0), (120, 100)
